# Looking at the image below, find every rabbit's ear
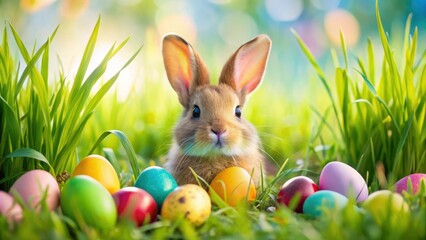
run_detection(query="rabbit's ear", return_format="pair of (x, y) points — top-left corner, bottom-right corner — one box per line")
(219, 34), (271, 95)
(162, 34), (209, 107)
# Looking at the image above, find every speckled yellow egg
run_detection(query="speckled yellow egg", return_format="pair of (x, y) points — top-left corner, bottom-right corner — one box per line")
(209, 167), (256, 207)
(72, 155), (120, 194)
(161, 184), (211, 226)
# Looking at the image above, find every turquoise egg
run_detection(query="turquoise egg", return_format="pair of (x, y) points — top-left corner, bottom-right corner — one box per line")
(134, 166), (177, 208)
(302, 190), (348, 217)
(61, 175), (117, 230)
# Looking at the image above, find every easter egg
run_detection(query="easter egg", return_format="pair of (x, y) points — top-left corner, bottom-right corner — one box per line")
(112, 187), (158, 226)
(161, 184), (211, 226)
(362, 190), (409, 228)
(61, 175), (117, 230)
(319, 161), (368, 202)
(72, 154), (120, 194)
(394, 173), (426, 195)
(9, 170), (60, 211)
(0, 191), (22, 223)
(209, 167), (256, 207)
(277, 176), (318, 213)
(303, 190), (349, 217)
(134, 166), (177, 208)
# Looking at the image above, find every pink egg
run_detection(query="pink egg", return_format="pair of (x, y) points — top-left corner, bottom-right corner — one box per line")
(394, 173), (426, 195)
(319, 161), (368, 202)
(0, 191), (22, 223)
(9, 170), (60, 211)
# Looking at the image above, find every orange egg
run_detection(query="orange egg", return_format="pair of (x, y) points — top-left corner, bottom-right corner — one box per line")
(209, 167), (256, 207)
(72, 155), (120, 194)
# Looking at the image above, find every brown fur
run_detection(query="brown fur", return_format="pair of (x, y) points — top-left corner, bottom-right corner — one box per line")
(162, 34), (271, 189)
(164, 85), (264, 187)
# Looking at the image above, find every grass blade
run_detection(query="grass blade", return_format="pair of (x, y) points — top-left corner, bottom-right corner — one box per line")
(15, 42), (47, 96)
(340, 30), (348, 69)
(0, 95), (20, 146)
(103, 148), (122, 181)
(85, 47), (142, 113)
(367, 39), (375, 84)
(393, 113), (414, 175)
(376, 0), (403, 106)
(88, 130), (140, 178)
(70, 17), (100, 100)
(292, 28), (345, 144)
(6, 148), (53, 173)
(356, 69), (401, 133)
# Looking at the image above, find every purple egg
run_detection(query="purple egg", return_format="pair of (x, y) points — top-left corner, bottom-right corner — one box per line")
(319, 161), (368, 202)
(394, 173), (426, 195)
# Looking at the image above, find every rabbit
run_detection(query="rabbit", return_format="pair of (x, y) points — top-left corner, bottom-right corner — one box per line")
(162, 33), (271, 188)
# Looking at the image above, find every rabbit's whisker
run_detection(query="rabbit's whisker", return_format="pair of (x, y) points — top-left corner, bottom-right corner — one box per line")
(257, 131), (286, 142)
(174, 138), (196, 176)
(230, 154), (238, 166)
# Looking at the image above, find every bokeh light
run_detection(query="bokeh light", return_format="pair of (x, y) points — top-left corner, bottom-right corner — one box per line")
(294, 20), (326, 57)
(155, 1), (197, 44)
(218, 11), (258, 45)
(265, 0), (304, 22)
(60, 0), (89, 19)
(21, 0), (56, 12)
(208, 0), (232, 4)
(324, 9), (360, 46)
(117, 0), (143, 6)
(156, 14), (197, 44)
(311, 0), (340, 10)
(1, 0), (424, 101)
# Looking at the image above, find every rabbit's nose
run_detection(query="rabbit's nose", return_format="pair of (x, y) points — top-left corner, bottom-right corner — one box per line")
(211, 128), (227, 137)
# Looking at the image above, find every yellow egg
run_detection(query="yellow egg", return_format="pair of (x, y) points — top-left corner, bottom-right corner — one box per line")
(161, 184), (211, 226)
(72, 155), (120, 194)
(209, 167), (256, 207)
(362, 190), (410, 229)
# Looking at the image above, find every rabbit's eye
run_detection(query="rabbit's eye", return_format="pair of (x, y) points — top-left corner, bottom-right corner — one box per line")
(192, 105), (201, 118)
(235, 106), (241, 118)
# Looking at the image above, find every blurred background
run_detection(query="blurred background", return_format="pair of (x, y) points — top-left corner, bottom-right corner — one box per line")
(0, 0), (425, 173)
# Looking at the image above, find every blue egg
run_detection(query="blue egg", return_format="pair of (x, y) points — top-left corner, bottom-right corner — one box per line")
(302, 190), (348, 217)
(134, 166), (177, 209)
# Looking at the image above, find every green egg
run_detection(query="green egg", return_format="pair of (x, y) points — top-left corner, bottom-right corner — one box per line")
(134, 166), (177, 208)
(61, 175), (117, 230)
(303, 190), (349, 217)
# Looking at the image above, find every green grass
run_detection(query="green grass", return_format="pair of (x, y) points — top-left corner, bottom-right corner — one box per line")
(1, 1), (426, 239)
(293, 1), (426, 187)
(0, 18), (140, 189)
(0, 180), (425, 240)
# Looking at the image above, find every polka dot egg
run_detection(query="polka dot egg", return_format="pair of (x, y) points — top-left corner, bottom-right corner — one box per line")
(161, 184), (211, 226)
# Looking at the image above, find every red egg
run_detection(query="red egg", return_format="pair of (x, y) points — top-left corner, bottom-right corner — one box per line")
(277, 176), (318, 213)
(112, 187), (157, 226)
